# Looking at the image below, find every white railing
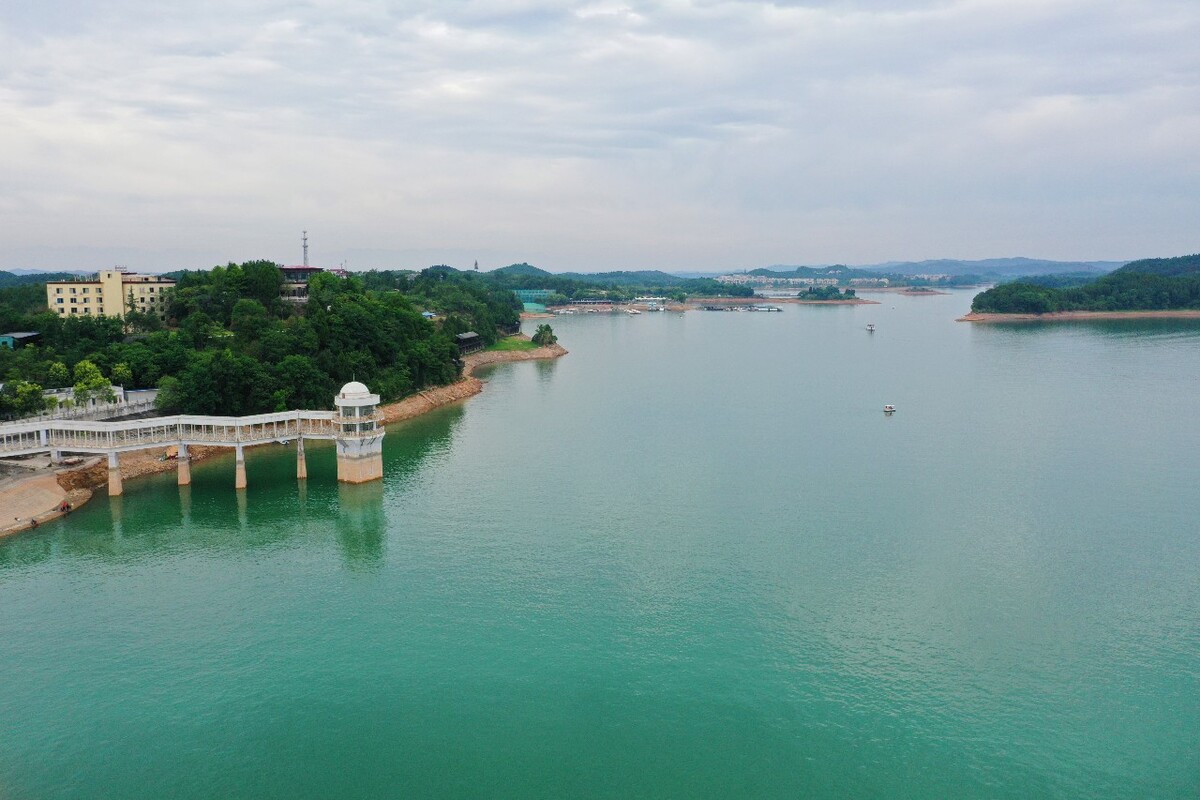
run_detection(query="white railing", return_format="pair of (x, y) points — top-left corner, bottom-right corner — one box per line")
(0, 409), (343, 456)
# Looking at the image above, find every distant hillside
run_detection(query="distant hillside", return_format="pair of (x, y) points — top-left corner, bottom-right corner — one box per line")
(489, 264), (689, 287)
(0, 271), (79, 288)
(750, 264), (874, 280)
(1113, 254), (1200, 277)
(490, 263), (552, 278)
(861, 258), (1122, 277)
(559, 270), (684, 287)
(971, 252), (1200, 313)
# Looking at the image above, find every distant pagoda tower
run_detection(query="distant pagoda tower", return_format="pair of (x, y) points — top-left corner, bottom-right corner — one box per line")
(333, 381), (385, 483)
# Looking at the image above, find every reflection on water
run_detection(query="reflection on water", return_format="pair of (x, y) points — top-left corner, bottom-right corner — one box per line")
(336, 481), (385, 569)
(974, 318), (1200, 342)
(0, 399), (464, 572)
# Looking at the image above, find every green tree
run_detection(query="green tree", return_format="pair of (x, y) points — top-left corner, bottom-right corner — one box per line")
(13, 381), (47, 415)
(531, 324), (557, 346)
(155, 375), (184, 412)
(271, 355), (333, 410)
(230, 298), (270, 344)
(72, 359), (116, 405)
(47, 361), (70, 388)
(111, 362), (133, 387)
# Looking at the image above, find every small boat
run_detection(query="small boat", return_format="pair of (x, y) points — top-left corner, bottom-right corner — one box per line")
(867, 324), (875, 332)
(883, 404), (896, 414)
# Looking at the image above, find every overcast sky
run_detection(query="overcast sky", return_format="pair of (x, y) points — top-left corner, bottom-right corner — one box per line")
(2, 0), (1197, 272)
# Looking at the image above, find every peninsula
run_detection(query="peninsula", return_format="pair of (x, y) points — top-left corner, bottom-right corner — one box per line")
(963, 253), (1200, 320)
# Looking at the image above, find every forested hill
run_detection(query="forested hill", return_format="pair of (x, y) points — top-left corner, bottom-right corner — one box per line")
(482, 264), (751, 299)
(971, 253), (1200, 313)
(490, 264), (704, 288)
(0, 263), (519, 418)
(1113, 253), (1200, 277)
(0, 270), (79, 288)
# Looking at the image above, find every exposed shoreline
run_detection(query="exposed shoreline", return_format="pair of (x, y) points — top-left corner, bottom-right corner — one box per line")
(959, 310), (1200, 323)
(688, 296), (880, 306)
(1, 339), (568, 538)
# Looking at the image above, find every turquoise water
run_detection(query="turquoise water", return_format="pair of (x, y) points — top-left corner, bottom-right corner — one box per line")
(2, 291), (1199, 798)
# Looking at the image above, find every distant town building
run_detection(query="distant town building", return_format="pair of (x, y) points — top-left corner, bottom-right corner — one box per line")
(0, 331), (41, 349)
(44, 270), (175, 320)
(280, 265), (348, 302)
(455, 331), (484, 354)
(512, 289), (555, 303)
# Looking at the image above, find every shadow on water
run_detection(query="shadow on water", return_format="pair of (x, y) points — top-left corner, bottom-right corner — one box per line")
(0, 402), (464, 571)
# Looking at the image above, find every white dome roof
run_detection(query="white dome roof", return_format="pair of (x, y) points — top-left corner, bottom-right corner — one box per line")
(339, 381), (371, 398)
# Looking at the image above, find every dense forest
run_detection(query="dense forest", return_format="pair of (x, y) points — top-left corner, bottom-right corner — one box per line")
(970, 254), (1200, 313)
(0, 262), (520, 418)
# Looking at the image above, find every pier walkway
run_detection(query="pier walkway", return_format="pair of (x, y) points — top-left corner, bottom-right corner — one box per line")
(0, 382), (386, 495)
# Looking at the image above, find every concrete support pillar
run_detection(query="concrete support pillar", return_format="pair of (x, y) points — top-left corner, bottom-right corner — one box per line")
(234, 444), (247, 490)
(296, 438), (308, 480)
(177, 442), (191, 486)
(49, 449), (62, 464)
(107, 451), (123, 497)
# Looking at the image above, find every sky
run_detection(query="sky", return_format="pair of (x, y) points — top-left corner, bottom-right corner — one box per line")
(1, 0), (1198, 273)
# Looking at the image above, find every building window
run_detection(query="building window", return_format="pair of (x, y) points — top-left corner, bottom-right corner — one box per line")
(56, 298), (63, 304)
(82, 287), (89, 293)
(55, 287), (63, 294)
(70, 297), (77, 303)
(70, 287), (77, 294)
(70, 308), (78, 314)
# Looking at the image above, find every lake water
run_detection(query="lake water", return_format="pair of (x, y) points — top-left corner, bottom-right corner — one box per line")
(2, 291), (1198, 799)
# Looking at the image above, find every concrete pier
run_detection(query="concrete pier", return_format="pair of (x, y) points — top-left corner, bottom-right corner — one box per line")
(177, 443), (191, 486)
(107, 451), (123, 496)
(234, 444), (247, 490)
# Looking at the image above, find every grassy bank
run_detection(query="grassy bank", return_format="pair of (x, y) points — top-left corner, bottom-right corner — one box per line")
(486, 337), (540, 352)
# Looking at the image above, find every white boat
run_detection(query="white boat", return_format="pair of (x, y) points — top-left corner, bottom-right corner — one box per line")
(867, 324), (875, 332)
(883, 404), (896, 413)
(626, 308), (642, 315)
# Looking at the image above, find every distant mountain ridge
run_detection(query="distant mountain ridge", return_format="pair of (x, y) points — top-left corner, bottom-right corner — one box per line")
(756, 258), (1122, 278)
(0, 270), (81, 288)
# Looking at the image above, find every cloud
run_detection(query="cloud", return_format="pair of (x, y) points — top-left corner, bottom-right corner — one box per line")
(1, 0), (1197, 270)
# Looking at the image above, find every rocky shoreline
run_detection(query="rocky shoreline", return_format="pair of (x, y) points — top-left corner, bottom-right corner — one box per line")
(1, 340), (568, 538)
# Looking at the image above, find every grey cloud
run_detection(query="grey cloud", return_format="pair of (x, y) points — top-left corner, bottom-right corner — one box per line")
(1, 0), (1197, 271)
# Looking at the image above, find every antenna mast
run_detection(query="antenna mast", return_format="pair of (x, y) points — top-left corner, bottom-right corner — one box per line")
(302, 230), (309, 267)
